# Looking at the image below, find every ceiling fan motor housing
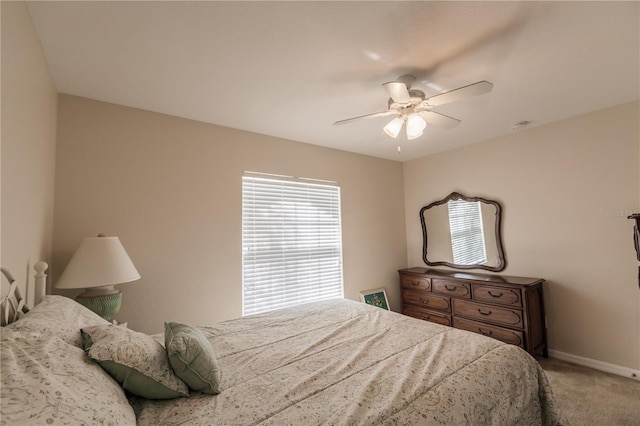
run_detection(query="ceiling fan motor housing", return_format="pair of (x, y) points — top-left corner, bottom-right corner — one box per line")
(388, 90), (426, 114)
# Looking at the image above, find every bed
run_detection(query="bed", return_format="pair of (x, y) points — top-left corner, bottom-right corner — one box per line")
(1, 263), (562, 425)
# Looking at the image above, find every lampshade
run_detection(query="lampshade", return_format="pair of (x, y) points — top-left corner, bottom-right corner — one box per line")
(406, 113), (426, 140)
(383, 117), (404, 138)
(56, 236), (140, 290)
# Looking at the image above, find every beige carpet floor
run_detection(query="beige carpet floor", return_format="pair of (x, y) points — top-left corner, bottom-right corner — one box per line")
(537, 357), (640, 425)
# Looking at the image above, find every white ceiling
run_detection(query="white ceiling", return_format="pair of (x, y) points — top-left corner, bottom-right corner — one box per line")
(27, 1), (639, 162)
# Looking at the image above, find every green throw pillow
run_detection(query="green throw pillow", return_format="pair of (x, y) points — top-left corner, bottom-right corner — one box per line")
(81, 325), (189, 400)
(165, 322), (221, 394)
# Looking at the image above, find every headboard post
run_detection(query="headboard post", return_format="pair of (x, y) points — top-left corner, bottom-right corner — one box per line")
(34, 261), (48, 305)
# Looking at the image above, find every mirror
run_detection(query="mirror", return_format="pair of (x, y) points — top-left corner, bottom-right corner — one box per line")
(420, 192), (506, 272)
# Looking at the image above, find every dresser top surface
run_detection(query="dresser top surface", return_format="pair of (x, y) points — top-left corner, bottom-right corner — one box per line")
(399, 267), (544, 286)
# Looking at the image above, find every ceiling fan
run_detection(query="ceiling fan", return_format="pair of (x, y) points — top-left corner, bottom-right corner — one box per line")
(334, 75), (493, 141)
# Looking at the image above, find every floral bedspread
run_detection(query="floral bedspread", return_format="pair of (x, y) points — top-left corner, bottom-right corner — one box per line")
(132, 298), (561, 425)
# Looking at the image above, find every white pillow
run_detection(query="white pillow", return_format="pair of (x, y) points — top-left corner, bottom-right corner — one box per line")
(0, 327), (136, 425)
(6, 295), (110, 348)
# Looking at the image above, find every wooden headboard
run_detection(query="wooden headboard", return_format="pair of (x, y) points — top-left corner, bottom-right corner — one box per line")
(0, 262), (48, 326)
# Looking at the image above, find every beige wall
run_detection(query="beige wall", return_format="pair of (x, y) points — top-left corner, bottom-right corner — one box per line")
(404, 101), (640, 371)
(54, 95), (407, 334)
(1, 1), (57, 305)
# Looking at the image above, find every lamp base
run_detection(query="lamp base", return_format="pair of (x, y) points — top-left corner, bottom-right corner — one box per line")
(76, 291), (122, 322)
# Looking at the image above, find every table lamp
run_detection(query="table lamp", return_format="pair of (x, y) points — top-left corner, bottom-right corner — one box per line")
(55, 235), (140, 321)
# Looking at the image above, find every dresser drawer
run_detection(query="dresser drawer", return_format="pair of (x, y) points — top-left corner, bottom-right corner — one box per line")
(432, 279), (471, 299)
(402, 290), (451, 312)
(403, 305), (451, 326)
(453, 317), (525, 348)
(452, 299), (524, 328)
(473, 284), (522, 307)
(400, 275), (431, 291)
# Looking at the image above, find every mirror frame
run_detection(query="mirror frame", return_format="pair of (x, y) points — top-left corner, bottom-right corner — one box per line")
(419, 192), (506, 272)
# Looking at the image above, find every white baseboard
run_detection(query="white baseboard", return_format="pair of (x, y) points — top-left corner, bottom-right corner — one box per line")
(548, 349), (640, 382)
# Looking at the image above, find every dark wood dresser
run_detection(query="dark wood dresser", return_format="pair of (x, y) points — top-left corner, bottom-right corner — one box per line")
(399, 267), (548, 356)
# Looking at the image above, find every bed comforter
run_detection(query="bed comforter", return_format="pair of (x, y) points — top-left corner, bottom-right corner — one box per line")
(131, 298), (561, 425)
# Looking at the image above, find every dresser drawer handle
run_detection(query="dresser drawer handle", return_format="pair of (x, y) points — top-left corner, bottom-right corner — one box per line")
(420, 297), (429, 305)
(444, 284), (457, 292)
(411, 280), (421, 286)
(478, 309), (492, 316)
(478, 328), (493, 336)
(421, 314), (431, 320)
(488, 291), (503, 298)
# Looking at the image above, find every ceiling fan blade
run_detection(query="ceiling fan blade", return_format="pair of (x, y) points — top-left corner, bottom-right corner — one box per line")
(382, 81), (411, 104)
(333, 110), (397, 126)
(425, 81), (493, 107)
(418, 110), (461, 129)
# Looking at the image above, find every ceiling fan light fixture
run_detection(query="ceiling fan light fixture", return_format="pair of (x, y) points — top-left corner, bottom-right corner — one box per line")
(383, 117), (404, 138)
(406, 113), (426, 139)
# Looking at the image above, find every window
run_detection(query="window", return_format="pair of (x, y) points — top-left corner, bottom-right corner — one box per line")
(447, 200), (487, 265)
(242, 172), (344, 316)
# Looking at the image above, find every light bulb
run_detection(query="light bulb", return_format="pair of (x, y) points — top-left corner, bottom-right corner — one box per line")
(383, 117), (404, 139)
(406, 113), (426, 140)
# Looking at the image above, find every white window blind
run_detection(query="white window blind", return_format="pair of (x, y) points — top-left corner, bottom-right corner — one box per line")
(242, 173), (344, 316)
(447, 200), (487, 265)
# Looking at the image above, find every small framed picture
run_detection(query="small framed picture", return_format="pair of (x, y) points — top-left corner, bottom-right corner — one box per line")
(360, 288), (389, 310)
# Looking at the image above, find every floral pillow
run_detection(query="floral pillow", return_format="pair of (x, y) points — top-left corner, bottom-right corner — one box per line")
(6, 295), (110, 348)
(82, 324), (189, 399)
(0, 327), (136, 425)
